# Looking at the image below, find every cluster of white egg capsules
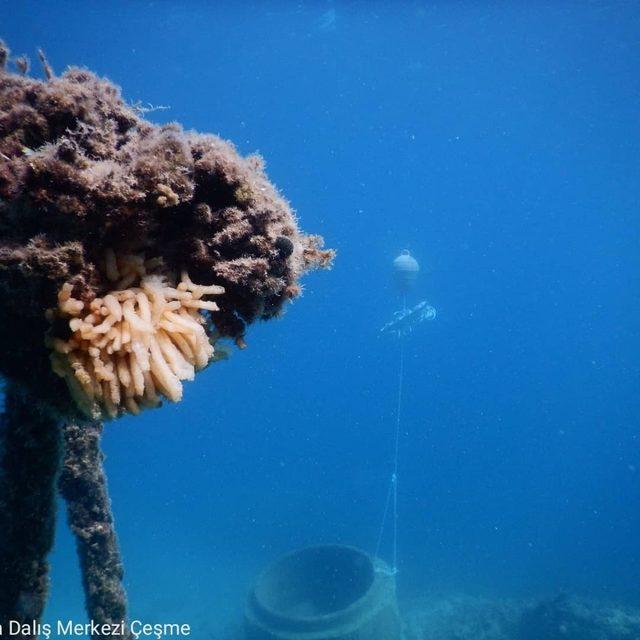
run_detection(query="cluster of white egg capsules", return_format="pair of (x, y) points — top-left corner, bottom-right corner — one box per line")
(47, 250), (224, 419)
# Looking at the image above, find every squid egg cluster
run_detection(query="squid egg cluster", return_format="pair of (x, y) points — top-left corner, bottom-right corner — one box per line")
(47, 251), (224, 419)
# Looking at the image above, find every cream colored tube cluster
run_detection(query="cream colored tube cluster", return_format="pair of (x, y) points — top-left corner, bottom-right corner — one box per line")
(47, 251), (224, 419)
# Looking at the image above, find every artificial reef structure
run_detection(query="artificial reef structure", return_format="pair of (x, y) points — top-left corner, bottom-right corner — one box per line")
(0, 40), (333, 636)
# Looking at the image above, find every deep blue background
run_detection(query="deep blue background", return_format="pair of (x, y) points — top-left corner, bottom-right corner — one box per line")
(2, 0), (639, 633)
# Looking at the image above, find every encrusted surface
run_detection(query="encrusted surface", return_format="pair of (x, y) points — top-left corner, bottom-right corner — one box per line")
(0, 41), (333, 415)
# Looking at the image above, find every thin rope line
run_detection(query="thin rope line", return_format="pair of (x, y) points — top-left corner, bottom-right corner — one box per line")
(375, 294), (406, 573)
(374, 473), (393, 559)
(393, 338), (404, 480)
(391, 336), (404, 573)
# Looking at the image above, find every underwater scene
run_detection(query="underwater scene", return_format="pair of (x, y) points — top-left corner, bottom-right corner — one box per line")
(0, 2), (639, 639)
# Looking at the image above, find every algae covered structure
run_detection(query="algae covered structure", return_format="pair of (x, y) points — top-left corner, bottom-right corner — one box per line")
(0, 40), (333, 634)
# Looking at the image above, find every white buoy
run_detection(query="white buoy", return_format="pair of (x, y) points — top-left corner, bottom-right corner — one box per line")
(392, 249), (419, 293)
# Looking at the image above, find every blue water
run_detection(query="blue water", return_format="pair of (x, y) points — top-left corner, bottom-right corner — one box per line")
(2, 0), (639, 634)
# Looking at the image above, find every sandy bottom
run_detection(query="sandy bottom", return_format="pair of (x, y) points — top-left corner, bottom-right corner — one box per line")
(44, 523), (640, 640)
(403, 593), (640, 640)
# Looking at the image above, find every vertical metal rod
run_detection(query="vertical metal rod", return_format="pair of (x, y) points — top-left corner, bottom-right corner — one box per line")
(59, 421), (130, 639)
(0, 387), (61, 634)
